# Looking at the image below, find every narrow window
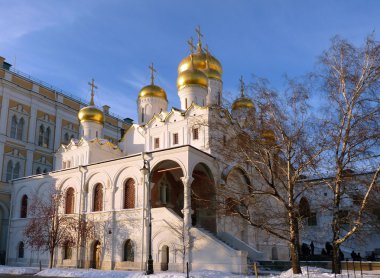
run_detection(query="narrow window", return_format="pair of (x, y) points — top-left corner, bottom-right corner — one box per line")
(123, 239), (134, 262)
(13, 162), (20, 179)
(124, 179), (135, 209)
(18, 242), (24, 258)
(44, 127), (51, 148)
(10, 115), (17, 138)
(43, 168), (48, 174)
(141, 108), (145, 123)
(20, 195), (28, 218)
(63, 241), (72, 260)
(93, 184), (103, 211)
(65, 188), (75, 214)
(185, 98), (188, 109)
(64, 133), (69, 144)
(62, 162), (66, 169)
(173, 133), (179, 145)
(36, 167), (41, 175)
(6, 160), (13, 181)
(154, 138), (160, 149)
(17, 118), (24, 140)
(38, 125), (44, 146)
(192, 128), (199, 140)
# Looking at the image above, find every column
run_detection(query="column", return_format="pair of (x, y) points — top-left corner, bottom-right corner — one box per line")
(28, 106), (37, 144)
(54, 115), (62, 151)
(25, 150), (33, 176)
(0, 95), (9, 135)
(181, 176), (194, 268)
(0, 142), (4, 180)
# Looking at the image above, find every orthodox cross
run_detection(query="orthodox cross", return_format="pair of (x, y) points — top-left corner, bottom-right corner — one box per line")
(239, 76), (245, 97)
(88, 78), (98, 105)
(187, 37), (195, 54)
(149, 63), (156, 85)
(195, 25), (203, 51)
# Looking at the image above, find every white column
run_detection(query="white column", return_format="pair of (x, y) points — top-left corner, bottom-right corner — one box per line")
(54, 115), (62, 151)
(25, 150), (33, 176)
(0, 95), (9, 135)
(28, 106), (37, 144)
(181, 176), (194, 268)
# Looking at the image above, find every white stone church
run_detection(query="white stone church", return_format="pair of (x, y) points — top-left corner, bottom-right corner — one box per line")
(5, 31), (379, 273)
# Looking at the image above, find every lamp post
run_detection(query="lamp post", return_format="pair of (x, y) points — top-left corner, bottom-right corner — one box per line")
(141, 159), (154, 275)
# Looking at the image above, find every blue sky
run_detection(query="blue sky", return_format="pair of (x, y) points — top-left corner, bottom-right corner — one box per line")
(1, 0), (379, 121)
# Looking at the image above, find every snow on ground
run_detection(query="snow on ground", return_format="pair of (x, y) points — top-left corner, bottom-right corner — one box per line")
(1, 265), (380, 277)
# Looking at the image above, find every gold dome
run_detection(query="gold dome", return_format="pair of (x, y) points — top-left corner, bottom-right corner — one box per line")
(78, 106), (104, 124)
(261, 129), (275, 144)
(138, 84), (167, 101)
(177, 67), (208, 90)
(178, 52), (223, 76)
(231, 97), (254, 110)
(203, 66), (222, 81)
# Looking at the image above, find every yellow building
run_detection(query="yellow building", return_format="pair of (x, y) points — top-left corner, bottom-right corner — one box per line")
(0, 56), (131, 262)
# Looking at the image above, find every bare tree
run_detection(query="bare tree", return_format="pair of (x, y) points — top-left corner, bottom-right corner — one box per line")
(204, 77), (324, 274)
(23, 189), (94, 268)
(317, 35), (380, 274)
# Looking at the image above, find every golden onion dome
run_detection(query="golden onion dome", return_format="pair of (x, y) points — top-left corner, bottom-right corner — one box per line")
(177, 67), (208, 90)
(178, 52), (223, 76)
(138, 84), (167, 101)
(203, 66), (222, 81)
(261, 129), (275, 144)
(231, 97), (254, 110)
(78, 105), (104, 124)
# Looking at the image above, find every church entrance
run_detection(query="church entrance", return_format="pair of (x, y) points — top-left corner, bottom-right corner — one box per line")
(191, 163), (216, 233)
(91, 240), (101, 269)
(160, 245), (169, 271)
(151, 160), (184, 217)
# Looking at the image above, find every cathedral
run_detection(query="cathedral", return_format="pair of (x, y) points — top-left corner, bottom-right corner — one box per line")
(4, 28), (380, 274)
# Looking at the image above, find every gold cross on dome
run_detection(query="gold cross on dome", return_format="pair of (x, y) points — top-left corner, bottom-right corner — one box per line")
(239, 76), (245, 97)
(195, 25), (203, 51)
(88, 78), (98, 105)
(149, 63), (156, 85)
(187, 37), (195, 53)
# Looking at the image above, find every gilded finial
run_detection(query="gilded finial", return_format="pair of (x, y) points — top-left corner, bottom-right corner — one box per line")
(187, 37), (195, 54)
(149, 63), (156, 85)
(88, 78), (98, 105)
(239, 76), (245, 97)
(195, 25), (203, 52)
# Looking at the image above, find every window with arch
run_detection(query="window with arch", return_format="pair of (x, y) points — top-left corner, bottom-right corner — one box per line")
(65, 187), (75, 214)
(10, 115), (17, 138)
(63, 241), (72, 260)
(20, 195), (28, 218)
(43, 168), (48, 174)
(18, 241), (24, 258)
(93, 184), (103, 211)
(17, 117), (24, 140)
(124, 179), (135, 209)
(6, 160), (13, 181)
(123, 239), (134, 262)
(13, 162), (20, 179)
(44, 127), (51, 147)
(36, 167), (41, 175)
(38, 125), (44, 146)
(141, 108), (145, 123)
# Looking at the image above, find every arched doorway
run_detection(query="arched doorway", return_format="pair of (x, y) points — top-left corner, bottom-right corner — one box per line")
(161, 245), (169, 271)
(92, 240), (101, 269)
(151, 160), (184, 217)
(191, 163), (216, 233)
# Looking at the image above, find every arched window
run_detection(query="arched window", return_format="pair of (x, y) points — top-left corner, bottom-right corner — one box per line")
(65, 187), (75, 214)
(44, 127), (51, 148)
(36, 167), (41, 175)
(20, 195), (28, 218)
(18, 242), (24, 258)
(63, 241), (72, 260)
(6, 160), (13, 181)
(38, 125), (44, 146)
(141, 108), (144, 123)
(10, 115), (17, 138)
(17, 117), (24, 140)
(123, 239), (134, 262)
(124, 179), (135, 209)
(13, 162), (20, 179)
(64, 133), (69, 144)
(299, 197), (311, 219)
(43, 168), (48, 174)
(93, 184), (103, 211)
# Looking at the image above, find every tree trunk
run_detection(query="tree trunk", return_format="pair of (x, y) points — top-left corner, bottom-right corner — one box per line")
(49, 248), (54, 269)
(289, 212), (302, 274)
(331, 241), (341, 274)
